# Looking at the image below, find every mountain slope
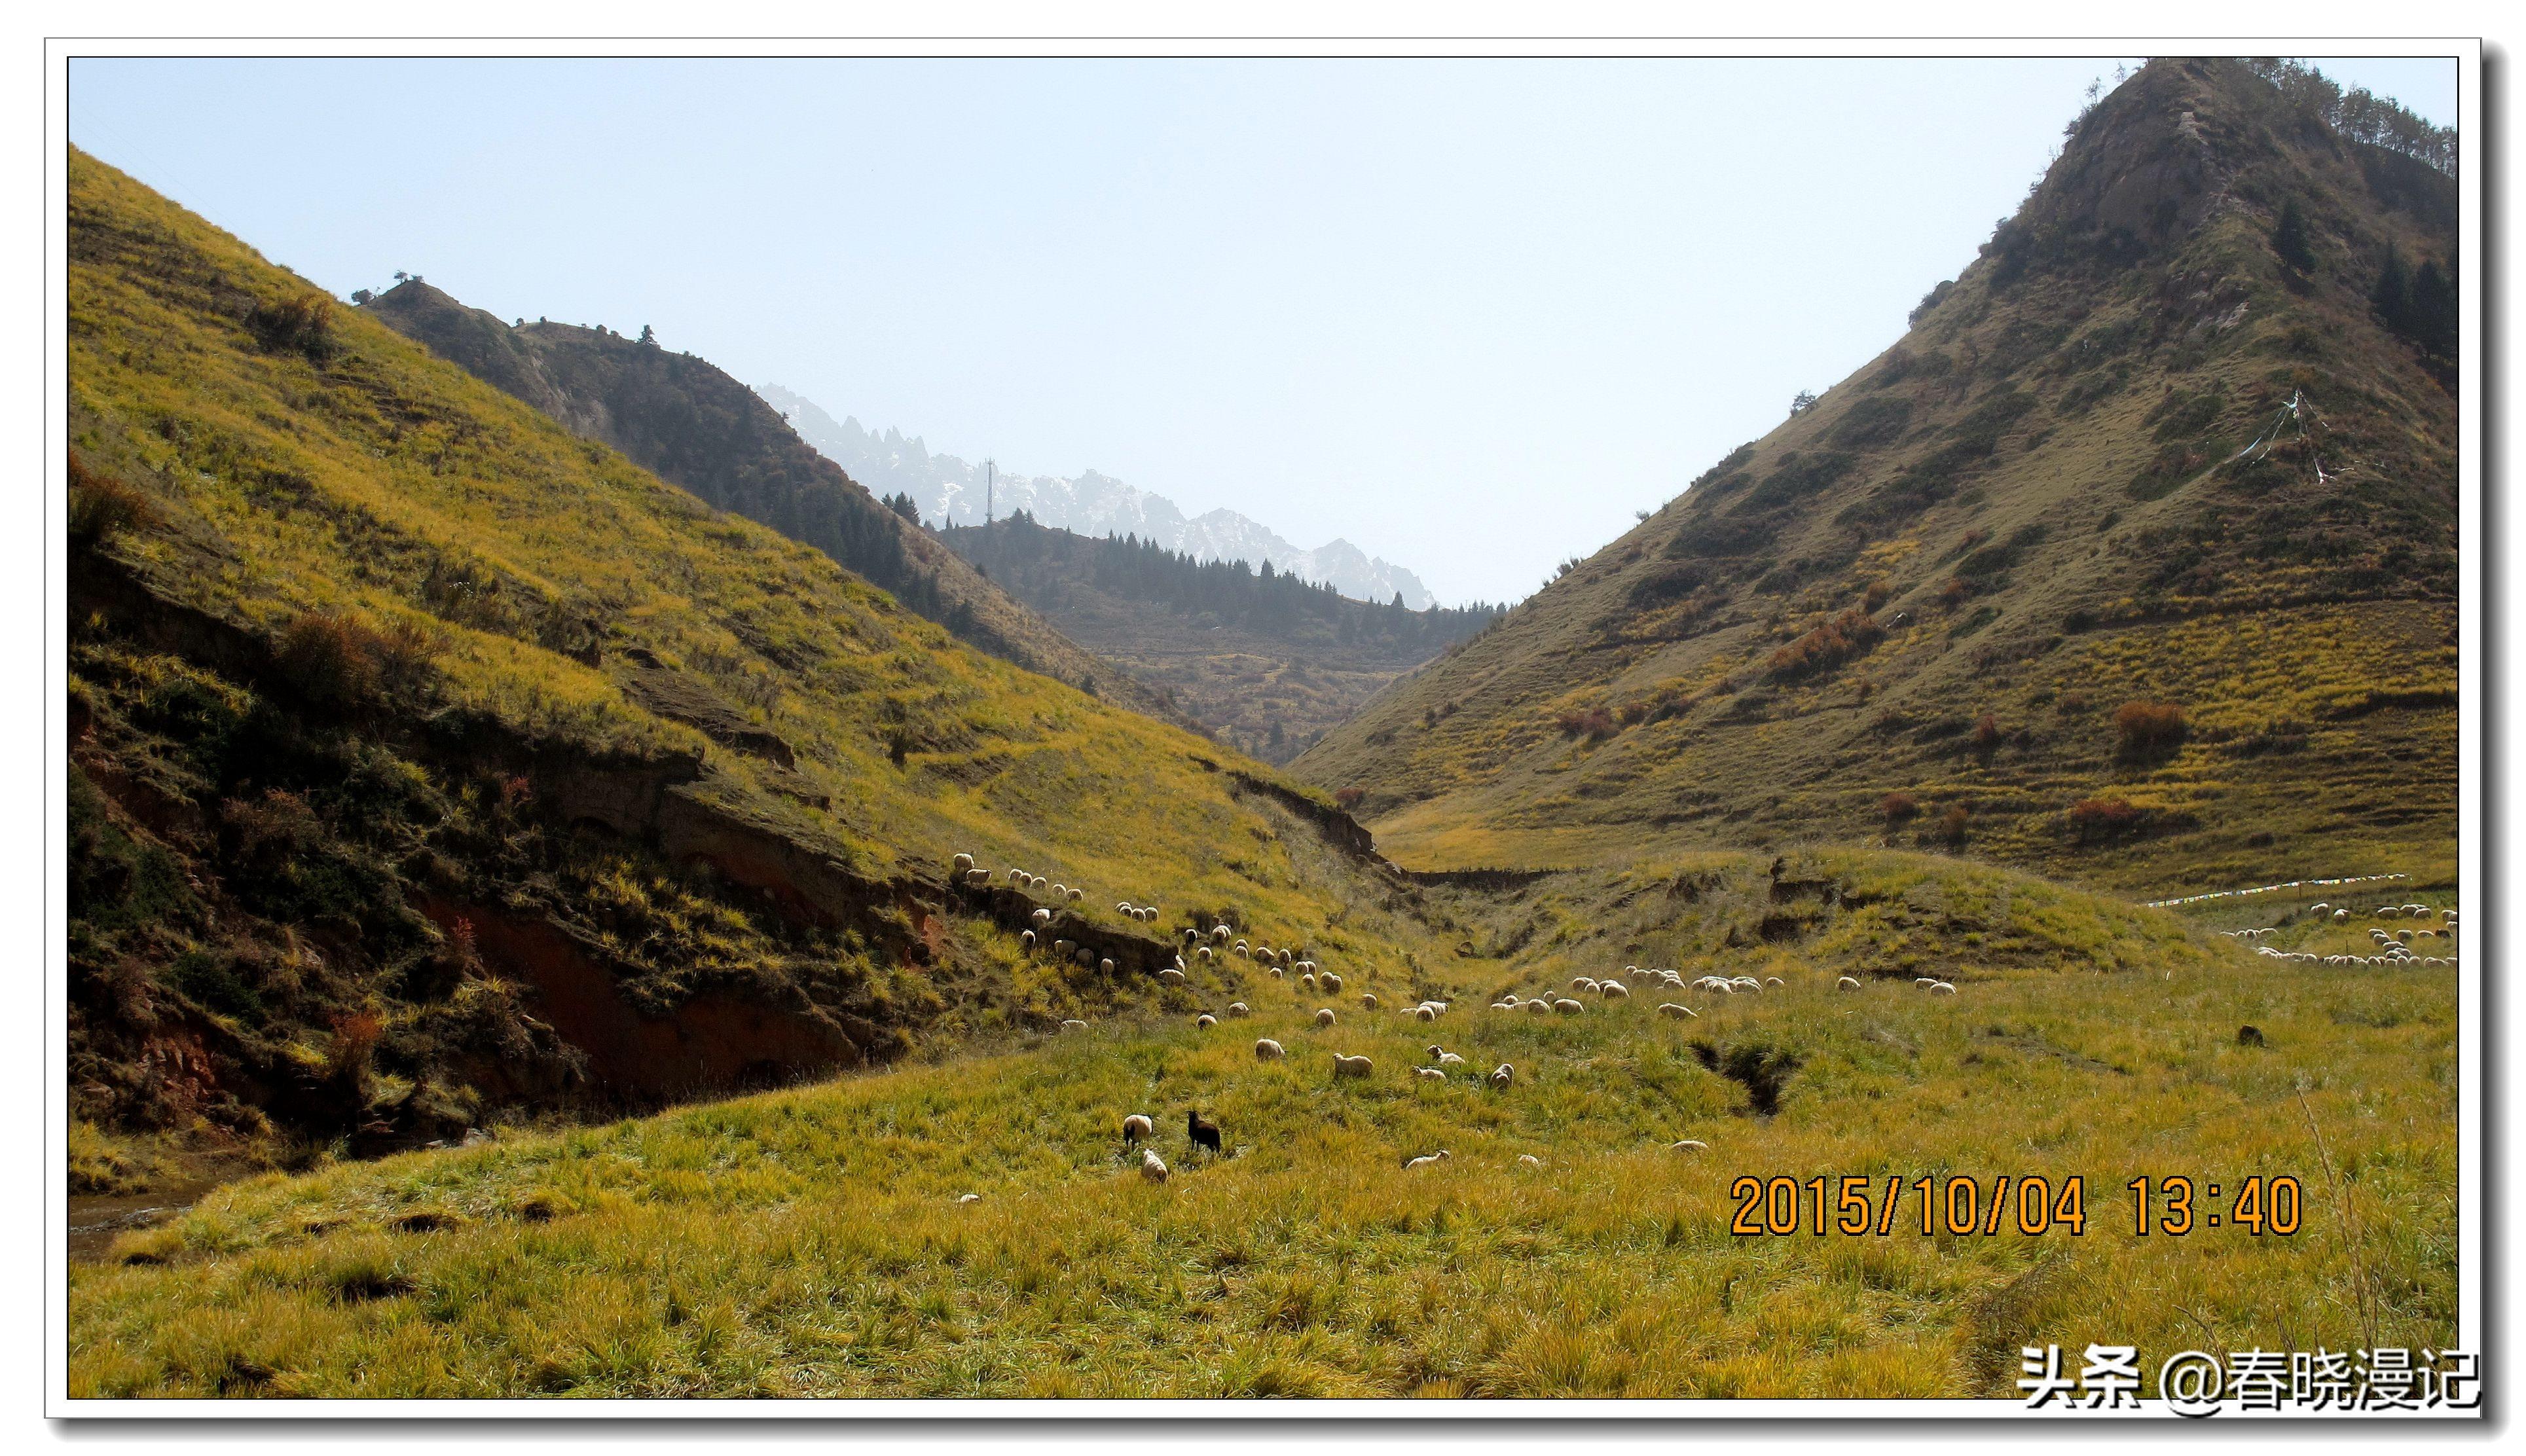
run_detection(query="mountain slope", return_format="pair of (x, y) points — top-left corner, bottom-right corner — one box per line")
(359, 283), (1190, 728)
(65, 149), (1410, 1160)
(936, 515), (1499, 763)
(760, 384), (1442, 608)
(1296, 59), (2459, 894)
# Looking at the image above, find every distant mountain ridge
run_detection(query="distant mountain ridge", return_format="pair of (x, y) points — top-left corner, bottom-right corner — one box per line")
(758, 384), (1439, 610)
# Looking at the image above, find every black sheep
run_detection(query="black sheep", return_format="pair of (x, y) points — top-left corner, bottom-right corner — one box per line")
(1186, 1108), (1222, 1154)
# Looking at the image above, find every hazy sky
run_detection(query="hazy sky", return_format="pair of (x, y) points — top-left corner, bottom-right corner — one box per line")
(68, 56), (2456, 606)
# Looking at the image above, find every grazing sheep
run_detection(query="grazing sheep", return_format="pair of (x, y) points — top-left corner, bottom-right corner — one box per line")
(1421, 999), (1447, 1014)
(1099, 958), (1116, 974)
(1269, 967), (1286, 979)
(1186, 1110), (1222, 1154)
(1060, 1019), (1089, 1032)
(1226, 1002), (1251, 1018)
(1254, 1038), (1286, 1061)
(1729, 977), (1762, 991)
(1075, 947), (1095, 967)
(1118, 901), (1133, 915)
(958, 1192), (982, 1203)
(1600, 981), (1629, 999)
(1517, 1154), (1543, 1167)
(1362, 992), (1381, 1010)
(1123, 1114), (1155, 1143)
(1572, 977), (1600, 993)
(1915, 977), (1937, 987)
(1256, 945), (1275, 961)
(1332, 1053), (1373, 1080)
(1021, 930), (1036, 950)
(1158, 968), (1187, 985)
(1404, 1150), (1452, 1169)
(1657, 1003), (1696, 1020)
(1322, 973), (1344, 993)
(1929, 981), (1956, 995)
(1415, 1006), (1438, 1023)
(1197, 946), (1215, 962)
(1211, 925), (1232, 945)
(1669, 1140), (1709, 1153)
(953, 853), (975, 874)
(1415, 1066), (1447, 1082)
(1234, 940), (1251, 958)
(1196, 1013), (1217, 1028)
(1836, 976), (1861, 991)
(1554, 998), (1584, 1016)
(1141, 1148), (1169, 1184)
(1033, 907), (1054, 927)
(1053, 939), (1073, 958)
(1527, 999), (1553, 1015)
(1316, 1008), (1338, 1028)
(1052, 883), (1068, 897)
(1430, 1048), (1465, 1066)
(2334, 909), (2351, 922)
(1490, 1064), (1514, 1090)
(1764, 977), (1785, 988)
(1067, 888), (1084, 903)
(1301, 972), (1319, 990)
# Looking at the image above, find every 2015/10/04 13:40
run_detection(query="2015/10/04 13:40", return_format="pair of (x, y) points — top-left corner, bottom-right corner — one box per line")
(1725, 1174), (2305, 1237)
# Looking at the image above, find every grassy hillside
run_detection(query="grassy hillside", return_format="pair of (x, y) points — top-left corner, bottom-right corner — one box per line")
(358, 280), (1191, 729)
(72, 852), (2457, 1396)
(1296, 60), (2459, 895)
(65, 148), (1401, 1165)
(938, 515), (1501, 763)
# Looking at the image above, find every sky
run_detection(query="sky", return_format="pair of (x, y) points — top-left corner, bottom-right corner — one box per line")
(67, 55), (2457, 606)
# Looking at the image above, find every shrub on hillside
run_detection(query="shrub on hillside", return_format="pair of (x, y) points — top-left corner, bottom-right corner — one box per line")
(1971, 713), (2002, 760)
(2066, 797), (2148, 845)
(1334, 786), (1366, 811)
(1555, 706), (1617, 742)
(276, 611), (441, 711)
(1934, 805), (1970, 847)
(1880, 792), (1920, 826)
(2115, 701), (2188, 760)
(1765, 609), (1884, 682)
(247, 291), (339, 363)
(67, 452), (159, 551)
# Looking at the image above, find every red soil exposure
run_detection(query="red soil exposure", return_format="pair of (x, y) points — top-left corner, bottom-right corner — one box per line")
(419, 895), (863, 1102)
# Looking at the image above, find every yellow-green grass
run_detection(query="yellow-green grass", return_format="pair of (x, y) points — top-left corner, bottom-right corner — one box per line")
(73, 869), (2454, 1398)
(67, 145), (1404, 980)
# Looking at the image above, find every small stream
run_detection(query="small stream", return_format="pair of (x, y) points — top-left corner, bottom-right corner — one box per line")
(68, 1186), (211, 1262)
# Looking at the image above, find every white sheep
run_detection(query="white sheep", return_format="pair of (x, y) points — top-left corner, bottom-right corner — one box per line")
(1415, 1066), (1447, 1082)
(1332, 1052), (1372, 1080)
(1404, 1150), (1452, 1170)
(1836, 976), (1860, 991)
(1099, 958), (1116, 974)
(1067, 888), (1084, 903)
(958, 1192), (982, 1203)
(1123, 1113), (1154, 1142)
(1021, 930), (1036, 950)
(1930, 981), (1956, 995)
(1414, 1005), (1437, 1022)
(1234, 939), (1251, 958)
(1196, 1013), (1217, 1028)
(1033, 907), (1053, 927)
(1420, 999), (1447, 1013)
(1517, 1154), (1543, 1167)
(1429, 1047), (1465, 1066)
(1764, 977), (1785, 988)
(1052, 883), (1068, 897)
(1573, 977), (1600, 993)
(1254, 1038), (1286, 1061)
(1158, 968), (1187, 985)
(1211, 924), (1232, 945)
(1269, 967), (1287, 979)
(1322, 973), (1344, 993)
(1141, 1148), (1169, 1184)
(1197, 946), (1215, 962)
(1600, 981), (1630, 999)
(1060, 1019), (1088, 1032)
(1490, 1064), (1514, 1089)
(953, 852), (974, 874)
(1526, 998), (1552, 1015)
(1361, 992), (1381, 1010)
(1316, 1008), (1338, 1028)
(1657, 1002), (1696, 1020)
(1554, 998), (1584, 1015)
(1915, 977), (1937, 987)
(1226, 1002), (1251, 1018)
(1670, 1139), (1709, 1153)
